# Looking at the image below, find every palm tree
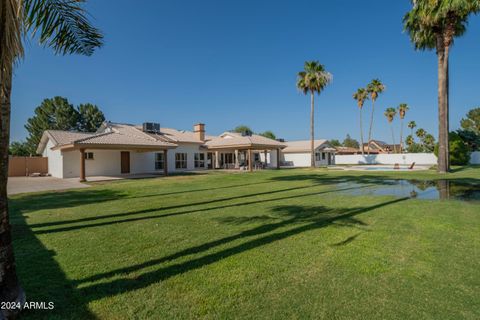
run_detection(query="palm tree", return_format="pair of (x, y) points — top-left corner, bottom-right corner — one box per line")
(0, 1), (102, 317)
(404, 1), (480, 172)
(397, 103), (409, 153)
(353, 88), (369, 156)
(297, 61), (332, 167)
(423, 133), (436, 152)
(408, 120), (417, 137)
(384, 107), (397, 153)
(366, 79), (385, 154)
(416, 128), (426, 140)
(406, 134), (415, 149)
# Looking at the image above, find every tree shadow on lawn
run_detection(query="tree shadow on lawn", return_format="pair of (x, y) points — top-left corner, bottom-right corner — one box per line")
(9, 207), (95, 319)
(30, 184), (371, 235)
(28, 173), (400, 232)
(75, 197), (408, 303)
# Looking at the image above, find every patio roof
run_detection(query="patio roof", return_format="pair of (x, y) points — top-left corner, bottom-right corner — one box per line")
(205, 132), (286, 150)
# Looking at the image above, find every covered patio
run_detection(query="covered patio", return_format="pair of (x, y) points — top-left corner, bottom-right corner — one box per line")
(205, 133), (286, 172)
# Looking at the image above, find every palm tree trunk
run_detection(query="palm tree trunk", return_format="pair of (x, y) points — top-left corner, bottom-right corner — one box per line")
(436, 37), (449, 173)
(0, 62), (24, 319)
(367, 99), (375, 155)
(359, 108), (364, 156)
(391, 124), (396, 154)
(310, 92), (315, 168)
(400, 118), (403, 153)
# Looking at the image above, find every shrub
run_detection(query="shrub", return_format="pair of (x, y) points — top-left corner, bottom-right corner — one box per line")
(434, 132), (470, 165)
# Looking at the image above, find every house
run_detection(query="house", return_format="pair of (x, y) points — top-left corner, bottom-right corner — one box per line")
(363, 140), (400, 154)
(37, 122), (286, 180)
(279, 140), (336, 167)
(335, 146), (361, 155)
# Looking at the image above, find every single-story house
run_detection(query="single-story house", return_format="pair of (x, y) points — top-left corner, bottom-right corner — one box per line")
(279, 140), (336, 167)
(335, 146), (361, 155)
(37, 122), (286, 180)
(363, 140), (401, 154)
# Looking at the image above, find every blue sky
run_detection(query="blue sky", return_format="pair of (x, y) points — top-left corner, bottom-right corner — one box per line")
(11, 0), (480, 143)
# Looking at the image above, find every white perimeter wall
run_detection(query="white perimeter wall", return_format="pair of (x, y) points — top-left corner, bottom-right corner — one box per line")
(335, 153), (437, 165)
(470, 151), (480, 164)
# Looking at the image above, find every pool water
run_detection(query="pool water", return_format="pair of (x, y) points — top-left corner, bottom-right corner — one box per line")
(336, 179), (480, 201)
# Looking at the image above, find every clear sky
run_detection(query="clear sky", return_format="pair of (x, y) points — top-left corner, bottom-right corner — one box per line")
(11, 0), (480, 144)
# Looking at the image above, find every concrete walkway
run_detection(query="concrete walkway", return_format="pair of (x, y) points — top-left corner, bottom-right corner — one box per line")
(8, 177), (90, 195)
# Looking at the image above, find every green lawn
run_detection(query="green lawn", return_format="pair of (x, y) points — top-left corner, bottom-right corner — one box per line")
(9, 167), (480, 319)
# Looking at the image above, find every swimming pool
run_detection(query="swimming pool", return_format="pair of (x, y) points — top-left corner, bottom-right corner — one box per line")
(336, 165), (430, 171)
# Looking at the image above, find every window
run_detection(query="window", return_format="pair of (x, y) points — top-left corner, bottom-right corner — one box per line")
(85, 152), (94, 160)
(194, 153), (205, 168)
(175, 153), (187, 169)
(322, 152), (326, 160)
(155, 153), (164, 170)
(315, 152), (321, 161)
(254, 153), (260, 162)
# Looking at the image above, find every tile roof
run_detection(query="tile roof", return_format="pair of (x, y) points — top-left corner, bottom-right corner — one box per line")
(205, 132), (286, 149)
(282, 140), (329, 153)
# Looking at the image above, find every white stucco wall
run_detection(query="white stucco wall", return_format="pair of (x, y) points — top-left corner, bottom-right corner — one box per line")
(335, 153), (437, 165)
(42, 139), (63, 178)
(58, 143), (207, 178)
(281, 151), (334, 167)
(167, 143), (207, 172)
(470, 151), (480, 164)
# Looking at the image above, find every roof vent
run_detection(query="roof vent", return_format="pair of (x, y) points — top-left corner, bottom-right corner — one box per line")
(143, 122), (160, 133)
(241, 130), (252, 137)
(276, 138), (285, 142)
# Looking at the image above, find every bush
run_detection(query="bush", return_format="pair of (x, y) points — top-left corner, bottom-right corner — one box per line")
(434, 132), (470, 165)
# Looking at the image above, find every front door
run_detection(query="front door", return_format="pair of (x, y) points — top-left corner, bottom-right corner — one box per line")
(121, 151), (130, 174)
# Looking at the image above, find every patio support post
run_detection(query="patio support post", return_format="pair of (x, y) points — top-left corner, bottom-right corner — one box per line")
(215, 151), (220, 169)
(79, 148), (86, 182)
(264, 150), (268, 168)
(234, 149), (239, 169)
(276, 148), (281, 169)
(163, 149), (168, 176)
(248, 149), (253, 172)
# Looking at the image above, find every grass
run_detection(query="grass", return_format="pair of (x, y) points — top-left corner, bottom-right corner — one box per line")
(9, 166), (480, 319)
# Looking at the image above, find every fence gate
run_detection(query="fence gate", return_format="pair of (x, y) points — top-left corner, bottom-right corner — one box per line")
(8, 157), (48, 177)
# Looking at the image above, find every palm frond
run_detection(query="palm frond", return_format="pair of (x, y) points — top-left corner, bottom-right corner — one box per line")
(24, 0), (103, 56)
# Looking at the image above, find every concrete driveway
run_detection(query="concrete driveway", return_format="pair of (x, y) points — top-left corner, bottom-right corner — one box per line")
(7, 177), (90, 195)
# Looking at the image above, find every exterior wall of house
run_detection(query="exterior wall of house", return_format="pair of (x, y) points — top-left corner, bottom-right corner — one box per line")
(335, 153), (437, 165)
(62, 149), (124, 178)
(42, 139), (64, 178)
(167, 143), (207, 172)
(281, 149), (335, 167)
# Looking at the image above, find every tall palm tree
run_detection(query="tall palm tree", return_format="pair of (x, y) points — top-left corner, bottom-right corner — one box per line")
(297, 61), (332, 167)
(416, 128), (426, 140)
(397, 103), (409, 153)
(353, 88), (369, 156)
(384, 107), (397, 153)
(406, 134), (415, 149)
(366, 79), (385, 154)
(404, 0), (480, 172)
(0, 1), (102, 317)
(408, 120), (417, 137)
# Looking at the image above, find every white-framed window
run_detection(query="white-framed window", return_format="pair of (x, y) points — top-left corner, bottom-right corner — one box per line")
(315, 152), (321, 161)
(254, 153), (260, 162)
(322, 152), (326, 160)
(175, 153), (187, 169)
(155, 152), (164, 170)
(85, 152), (94, 160)
(194, 153), (205, 168)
